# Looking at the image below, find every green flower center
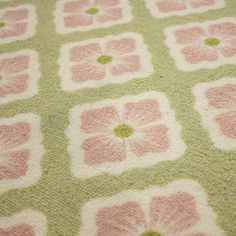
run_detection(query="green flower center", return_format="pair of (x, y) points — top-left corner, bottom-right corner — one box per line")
(204, 37), (221, 47)
(0, 74), (3, 81)
(141, 231), (162, 236)
(96, 55), (113, 64)
(0, 21), (5, 28)
(86, 7), (100, 15)
(114, 124), (133, 138)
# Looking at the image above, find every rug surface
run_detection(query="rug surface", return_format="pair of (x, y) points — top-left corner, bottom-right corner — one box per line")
(0, 0), (236, 235)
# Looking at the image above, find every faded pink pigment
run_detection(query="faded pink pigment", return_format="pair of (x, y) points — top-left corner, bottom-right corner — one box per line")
(69, 37), (141, 82)
(174, 22), (236, 64)
(0, 55), (30, 97)
(205, 83), (236, 139)
(80, 98), (169, 166)
(95, 192), (200, 235)
(0, 122), (31, 180)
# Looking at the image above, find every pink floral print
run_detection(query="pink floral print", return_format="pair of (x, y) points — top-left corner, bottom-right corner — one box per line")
(206, 84), (236, 139)
(0, 122), (30, 180)
(0, 5), (37, 45)
(54, 0), (132, 33)
(145, 0), (224, 18)
(0, 50), (39, 105)
(59, 33), (153, 90)
(0, 114), (43, 192)
(193, 78), (236, 150)
(64, 0), (122, 27)
(80, 180), (224, 236)
(165, 18), (236, 71)
(70, 38), (140, 82)
(0, 210), (47, 236)
(175, 22), (236, 64)
(81, 99), (169, 165)
(157, 0), (216, 12)
(0, 224), (34, 236)
(67, 92), (185, 178)
(96, 193), (199, 236)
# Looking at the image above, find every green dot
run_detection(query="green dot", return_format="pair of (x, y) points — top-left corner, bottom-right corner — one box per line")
(86, 7), (100, 15)
(0, 22), (5, 28)
(204, 37), (221, 46)
(114, 124), (133, 138)
(141, 231), (162, 236)
(96, 55), (113, 64)
(0, 74), (3, 80)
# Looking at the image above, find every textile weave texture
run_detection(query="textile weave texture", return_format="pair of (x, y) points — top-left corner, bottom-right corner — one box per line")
(0, 0), (236, 235)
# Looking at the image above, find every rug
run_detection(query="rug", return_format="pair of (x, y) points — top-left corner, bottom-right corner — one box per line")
(0, 0), (236, 235)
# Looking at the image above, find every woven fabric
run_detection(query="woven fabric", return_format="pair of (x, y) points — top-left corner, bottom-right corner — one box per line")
(0, 0), (235, 235)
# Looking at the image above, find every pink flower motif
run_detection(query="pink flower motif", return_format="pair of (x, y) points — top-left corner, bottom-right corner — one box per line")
(193, 78), (236, 150)
(0, 224), (34, 236)
(0, 210), (47, 236)
(145, 0), (224, 18)
(59, 33), (153, 90)
(174, 21), (236, 64)
(70, 37), (140, 82)
(0, 55), (29, 97)
(156, 0), (216, 13)
(0, 114), (43, 192)
(0, 50), (39, 105)
(80, 180), (223, 235)
(55, 0), (132, 33)
(95, 193), (201, 236)
(81, 98), (169, 166)
(205, 83), (236, 139)
(67, 92), (185, 178)
(0, 5), (36, 44)
(64, 0), (122, 27)
(0, 122), (30, 180)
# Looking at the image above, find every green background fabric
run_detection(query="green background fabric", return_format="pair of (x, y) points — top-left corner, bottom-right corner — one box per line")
(0, 0), (235, 235)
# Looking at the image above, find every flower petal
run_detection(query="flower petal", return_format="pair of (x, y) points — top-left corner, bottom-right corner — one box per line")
(0, 149), (30, 180)
(71, 62), (105, 82)
(109, 55), (141, 76)
(174, 27), (206, 45)
(1, 9), (28, 22)
(215, 111), (236, 139)
(81, 106), (119, 133)
(156, 0), (186, 13)
(0, 74), (29, 97)
(105, 37), (136, 56)
(97, 7), (122, 23)
(0, 122), (30, 151)
(63, 0), (90, 13)
(0, 23), (27, 39)
(0, 224), (34, 236)
(82, 135), (125, 165)
(188, 0), (216, 8)
(208, 22), (236, 38)
(70, 43), (102, 62)
(150, 192), (199, 234)
(64, 14), (93, 27)
(0, 55), (30, 75)
(95, 0), (120, 8)
(181, 44), (218, 64)
(123, 99), (161, 126)
(96, 201), (146, 236)
(129, 125), (169, 156)
(205, 84), (236, 110)
(219, 38), (236, 58)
